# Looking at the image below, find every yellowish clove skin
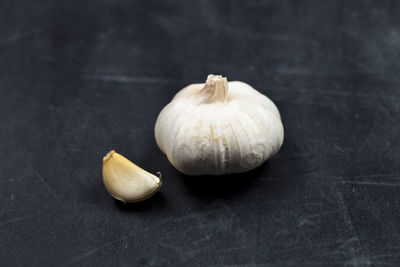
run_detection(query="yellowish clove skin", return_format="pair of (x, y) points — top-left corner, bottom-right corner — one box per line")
(102, 150), (162, 203)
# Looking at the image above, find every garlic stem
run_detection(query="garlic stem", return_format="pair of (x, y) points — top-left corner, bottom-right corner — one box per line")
(201, 74), (228, 103)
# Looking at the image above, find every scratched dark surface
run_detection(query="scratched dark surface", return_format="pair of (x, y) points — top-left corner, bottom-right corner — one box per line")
(1, 0), (400, 266)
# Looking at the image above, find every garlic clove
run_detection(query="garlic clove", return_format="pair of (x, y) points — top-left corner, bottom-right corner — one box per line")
(102, 150), (162, 203)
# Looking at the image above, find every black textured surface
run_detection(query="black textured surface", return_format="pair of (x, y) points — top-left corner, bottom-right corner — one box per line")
(1, 1), (400, 266)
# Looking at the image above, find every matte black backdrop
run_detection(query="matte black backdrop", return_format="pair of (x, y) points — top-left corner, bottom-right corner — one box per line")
(1, 0), (400, 266)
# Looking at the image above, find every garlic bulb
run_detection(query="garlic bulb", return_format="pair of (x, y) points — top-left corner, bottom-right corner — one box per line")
(102, 150), (162, 202)
(154, 74), (284, 175)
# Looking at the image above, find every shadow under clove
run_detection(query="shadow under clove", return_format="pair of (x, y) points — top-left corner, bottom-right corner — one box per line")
(114, 192), (166, 212)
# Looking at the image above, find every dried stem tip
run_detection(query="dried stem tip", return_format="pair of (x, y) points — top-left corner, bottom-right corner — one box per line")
(201, 74), (228, 103)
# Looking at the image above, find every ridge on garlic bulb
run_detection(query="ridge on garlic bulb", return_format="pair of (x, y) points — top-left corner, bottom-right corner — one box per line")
(155, 74), (284, 176)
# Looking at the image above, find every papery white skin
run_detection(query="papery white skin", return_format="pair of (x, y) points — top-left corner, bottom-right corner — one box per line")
(155, 75), (284, 175)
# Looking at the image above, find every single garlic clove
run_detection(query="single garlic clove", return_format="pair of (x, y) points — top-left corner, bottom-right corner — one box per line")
(102, 150), (162, 203)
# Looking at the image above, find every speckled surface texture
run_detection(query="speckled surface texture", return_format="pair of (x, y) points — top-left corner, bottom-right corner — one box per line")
(1, 0), (400, 266)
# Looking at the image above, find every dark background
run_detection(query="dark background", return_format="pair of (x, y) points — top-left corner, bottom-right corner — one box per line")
(1, 0), (400, 266)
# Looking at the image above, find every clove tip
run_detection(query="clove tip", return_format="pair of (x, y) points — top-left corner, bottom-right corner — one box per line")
(103, 150), (116, 163)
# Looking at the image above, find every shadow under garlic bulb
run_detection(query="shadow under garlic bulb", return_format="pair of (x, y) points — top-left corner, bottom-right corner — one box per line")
(154, 74), (284, 175)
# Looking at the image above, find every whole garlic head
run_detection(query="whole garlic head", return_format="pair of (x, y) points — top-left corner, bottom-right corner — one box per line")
(155, 74), (284, 175)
